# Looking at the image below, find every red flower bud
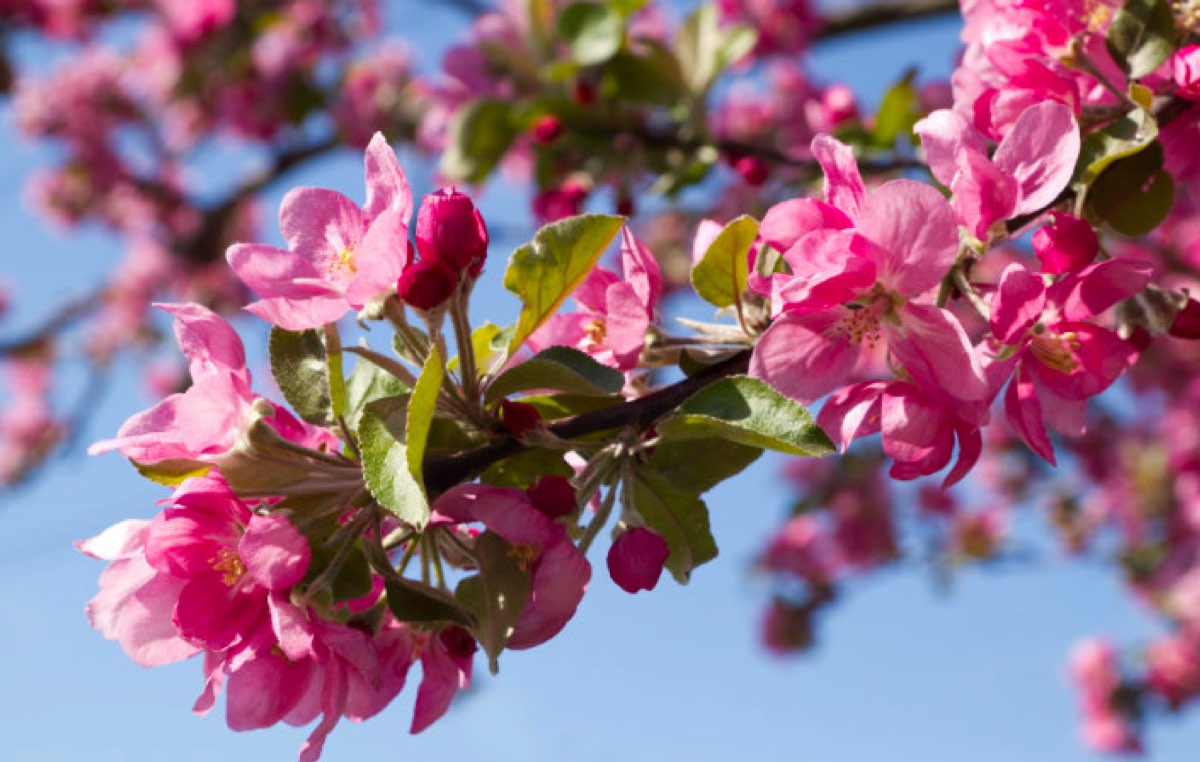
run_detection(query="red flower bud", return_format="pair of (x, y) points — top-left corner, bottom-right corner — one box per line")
(572, 79), (596, 105)
(733, 155), (769, 187)
(397, 258), (457, 310)
(532, 180), (588, 224)
(415, 187), (489, 277)
(499, 398), (542, 438)
(606, 527), (669, 594)
(1032, 212), (1098, 274)
(1170, 298), (1200, 340)
(527, 475), (576, 519)
(532, 115), (564, 144)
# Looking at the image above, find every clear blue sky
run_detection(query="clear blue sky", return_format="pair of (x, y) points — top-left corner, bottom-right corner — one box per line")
(2, 4), (1198, 761)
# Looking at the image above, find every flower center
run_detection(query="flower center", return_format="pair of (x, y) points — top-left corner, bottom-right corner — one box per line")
(585, 318), (607, 350)
(1029, 330), (1080, 374)
(507, 543), (538, 573)
(329, 244), (358, 275)
(211, 547), (246, 587)
(832, 302), (884, 349)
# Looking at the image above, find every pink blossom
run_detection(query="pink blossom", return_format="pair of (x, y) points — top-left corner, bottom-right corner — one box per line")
(526, 227), (661, 371)
(1032, 212), (1098, 274)
(914, 101), (1080, 240)
(1173, 45), (1200, 101)
(989, 259), (1152, 463)
(750, 135), (987, 405)
(228, 133), (413, 330)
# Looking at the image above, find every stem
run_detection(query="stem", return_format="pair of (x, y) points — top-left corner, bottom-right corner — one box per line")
(952, 266), (991, 321)
(449, 286), (480, 405)
(578, 482), (619, 556)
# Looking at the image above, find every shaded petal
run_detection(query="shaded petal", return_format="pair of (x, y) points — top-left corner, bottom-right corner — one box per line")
(411, 641), (468, 734)
(620, 227), (662, 312)
(269, 594), (315, 661)
(344, 625), (414, 721)
(604, 281), (650, 370)
(173, 572), (268, 652)
(507, 539), (591, 649)
(1004, 368), (1056, 464)
(241, 514), (311, 590)
(225, 647), (314, 731)
(993, 101), (1080, 216)
(990, 263), (1046, 344)
(812, 134), (865, 218)
(574, 264), (619, 314)
(193, 651), (224, 716)
(857, 180), (959, 295)
(1029, 322), (1136, 399)
(298, 660), (348, 762)
(944, 422), (982, 488)
(950, 149), (1018, 240)
(244, 294), (351, 331)
(1036, 379), (1089, 436)
(749, 309), (861, 404)
(1049, 258), (1154, 321)
(816, 381), (886, 450)
(891, 303), (988, 401)
(913, 109), (988, 188)
(880, 385), (955, 480)
(430, 484), (559, 546)
(692, 219), (723, 265)
(363, 132), (413, 223)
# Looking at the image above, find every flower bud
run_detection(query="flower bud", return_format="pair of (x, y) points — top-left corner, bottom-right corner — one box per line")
(499, 398), (542, 438)
(1170, 297), (1200, 339)
(1174, 45), (1200, 102)
(415, 187), (489, 276)
(1032, 212), (1098, 274)
(532, 115), (564, 144)
(532, 180), (588, 224)
(527, 475), (576, 519)
(397, 258), (457, 311)
(733, 155), (769, 186)
(606, 526), (669, 594)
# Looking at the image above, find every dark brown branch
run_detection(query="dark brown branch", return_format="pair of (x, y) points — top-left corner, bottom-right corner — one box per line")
(817, 0), (961, 42)
(424, 349), (751, 493)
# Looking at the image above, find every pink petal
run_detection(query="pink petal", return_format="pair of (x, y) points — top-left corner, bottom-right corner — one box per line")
(1029, 322), (1135, 399)
(226, 242), (337, 300)
(430, 484), (559, 546)
(1004, 368), (1056, 464)
(604, 281), (650, 370)
(157, 303), (249, 385)
(241, 514), (311, 590)
(890, 303), (988, 401)
(86, 555), (199, 667)
(759, 198), (852, 253)
(777, 230), (877, 310)
(993, 101), (1080, 216)
(1049, 258), (1154, 321)
(950, 149), (1018, 240)
(815, 381), (886, 450)
(193, 651), (225, 716)
(298, 660), (348, 762)
(344, 625), (414, 721)
(913, 109), (988, 188)
(345, 208), (410, 307)
(1035, 378), (1089, 437)
(880, 385), (955, 480)
(244, 294), (352, 331)
(811, 134), (865, 219)
(620, 227), (662, 312)
(749, 309), (861, 404)
(269, 594), (316, 660)
(573, 264), (619, 314)
(990, 263), (1046, 344)
(224, 646), (314, 731)
(173, 572), (268, 652)
(411, 642), (467, 734)
(692, 219), (724, 265)
(363, 132), (413, 223)
(508, 539), (591, 649)
(77, 519), (149, 560)
(279, 187), (366, 272)
(944, 422), (982, 487)
(857, 180), (959, 295)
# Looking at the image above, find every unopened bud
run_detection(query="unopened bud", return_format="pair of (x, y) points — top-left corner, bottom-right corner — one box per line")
(1032, 212), (1098, 274)
(499, 398), (542, 438)
(532, 115), (564, 144)
(397, 258), (457, 311)
(733, 155), (769, 186)
(526, 475), (576, 519)
(606, 526), (669, 594)
(415, 187), (489, 276)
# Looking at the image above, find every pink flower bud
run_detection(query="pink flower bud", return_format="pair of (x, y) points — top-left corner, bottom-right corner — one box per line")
(1170, 297), (1200, 339)
(606, 527), (669, 594)
(733, 155), (769, 186)
(1032, 212), (1098, 274)
(572, 79), (596, 105)
(526, 475), (576, 519)
(821, 84), (858, 128)
(415, 187), (489, 276)
(499, 398), (542, 438)
(1174, 45), (1200, 102)
(532, 115), (564, 144)
(397, 258), (458, 310)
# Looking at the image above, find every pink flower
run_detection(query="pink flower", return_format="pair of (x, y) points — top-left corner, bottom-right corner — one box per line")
(430, 483), (591, 649)
(411, 626), (476, 733)
(227, 132), (413, 330)
(526, 227), (661, 371)
(914, 101), (1080, 240)
(989, 258), (1152, 463)
(1031, 212), (1098, 274)
(749, 135), (987, 405)
(607, 527), (669, 593)
(1173, 45), (1200, 102)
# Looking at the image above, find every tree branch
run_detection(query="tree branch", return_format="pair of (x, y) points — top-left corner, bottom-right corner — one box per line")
(424, 349), (751, 493)
(817, 0), (961, 42)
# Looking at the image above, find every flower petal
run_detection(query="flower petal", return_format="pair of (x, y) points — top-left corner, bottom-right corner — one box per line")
(857, 180), (959, 295)
(993, 101), (1080, 216)
(749, 309), (861, 404)
(363, 132), (413, 223)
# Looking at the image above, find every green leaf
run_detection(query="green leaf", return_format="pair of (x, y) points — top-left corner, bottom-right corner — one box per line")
(484, 345), (624, 405)
(517, 392), (625, 419)
(385, 576), (478, 627)
(690, 215), (757, 308)
(603, 46), (685, 106)
(1107, 0), (1174, 78)
(607, 0), (646, 15)
(441, 99), (519, 184)
(629, 471), (717, 583)
(1076, 106), (1158, 182)
(133, 458), (211, 487)
(448, 321), (503, 377)
(646, 438), (761, 494)
(503, 214), (624, 353)
(345, 358), (410, 431)
(872, 69), (917, 148)
(1086, 141), (1175, 236)
(558, 2), (623, 65)
(456, 531), (533, 673)
(675, 4), (756, 94)
(269, 327), (333, 427)
(656, 375), (835, 456)
(359, 404), (428, 528)
(480, 448), (574, 488)
(406, 346), (444, 492)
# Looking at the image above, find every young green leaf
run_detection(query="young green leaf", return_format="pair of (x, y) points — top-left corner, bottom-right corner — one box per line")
(484, 345), (624, 404)
(691, 214), (758, 308)
(503, 214), (624, 353)
(1107, 0), (1174, 78)
(628, 471), (717, 583)
(872, 69), (917, 148)
(1086, 142), (1175, 236)
(133, 458), (211, 487)
(656, 375), (835, 456)
(385, 576), (478, 628)
(441, 99), (519, 184)
(345, 358), (410, 431)
(558, 2), (623, 65)
(269, 326), (334, 427)
(645, 438), (762, 494)
(406, 345), (445, 492)
(456, 531), (533, 673)
(359, 403), (428, 528)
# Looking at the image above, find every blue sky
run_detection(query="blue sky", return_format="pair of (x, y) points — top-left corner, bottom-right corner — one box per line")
(2, 4), (1199, 761)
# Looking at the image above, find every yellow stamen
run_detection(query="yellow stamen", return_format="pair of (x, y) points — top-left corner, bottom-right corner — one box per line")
(507, 543), (538, 573)
(1029, 331), (1081, 375)
(211, 547), (246, 587)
